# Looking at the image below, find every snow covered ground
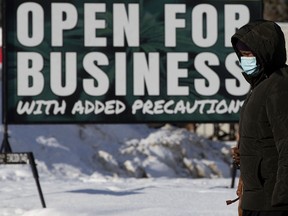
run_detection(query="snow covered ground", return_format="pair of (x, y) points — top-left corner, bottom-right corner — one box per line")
(1, 176), (238, 216)
(0, 123), (239, 216)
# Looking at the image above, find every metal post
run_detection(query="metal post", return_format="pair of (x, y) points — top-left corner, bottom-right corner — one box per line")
(28, 153), (47, 208)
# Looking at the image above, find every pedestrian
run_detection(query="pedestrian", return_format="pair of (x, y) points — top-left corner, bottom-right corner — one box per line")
(230, 20), (288, 216)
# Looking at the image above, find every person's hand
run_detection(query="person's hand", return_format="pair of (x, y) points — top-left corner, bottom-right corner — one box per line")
(236, 176), (243, 197)
(231, 146), (240, 165)
(237, 176), (243, 216)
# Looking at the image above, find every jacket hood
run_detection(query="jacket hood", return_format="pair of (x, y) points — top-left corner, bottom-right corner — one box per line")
(231, 20), (287, 85)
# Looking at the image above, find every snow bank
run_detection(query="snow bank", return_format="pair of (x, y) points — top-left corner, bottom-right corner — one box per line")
(0, 123), (233, 180)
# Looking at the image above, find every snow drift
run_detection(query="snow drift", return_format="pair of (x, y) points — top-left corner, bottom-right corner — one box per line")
(0, 123), (233, 180)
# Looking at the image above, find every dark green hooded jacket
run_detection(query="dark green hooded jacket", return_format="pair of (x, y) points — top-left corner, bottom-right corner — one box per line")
(231, 20), (288, 211)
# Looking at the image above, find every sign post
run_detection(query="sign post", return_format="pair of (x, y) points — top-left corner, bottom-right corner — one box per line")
(0, 129), (47, 208)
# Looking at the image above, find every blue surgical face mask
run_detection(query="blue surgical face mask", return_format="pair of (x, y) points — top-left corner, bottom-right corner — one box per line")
(240, 56), (260, 76)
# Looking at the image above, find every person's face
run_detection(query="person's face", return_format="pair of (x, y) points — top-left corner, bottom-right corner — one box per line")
(239, 50), (254, 57)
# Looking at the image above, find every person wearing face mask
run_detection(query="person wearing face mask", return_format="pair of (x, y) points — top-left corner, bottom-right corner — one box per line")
(231, 20), (288, 216)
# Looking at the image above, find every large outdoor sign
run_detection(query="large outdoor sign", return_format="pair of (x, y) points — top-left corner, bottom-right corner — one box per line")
(3, 0), (262, 124)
